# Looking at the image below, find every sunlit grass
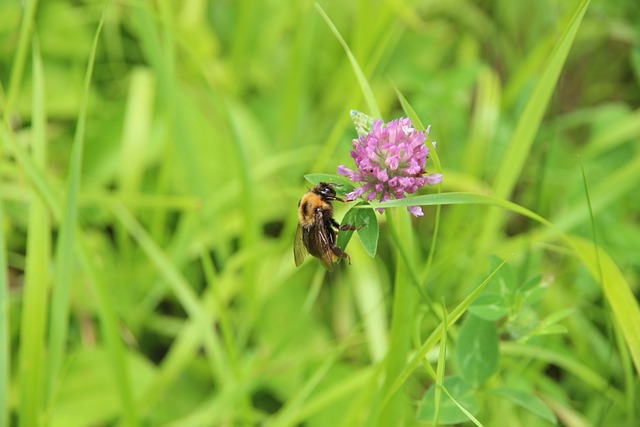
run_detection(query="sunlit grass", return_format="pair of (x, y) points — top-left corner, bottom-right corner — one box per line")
(2, 0), (639, 426)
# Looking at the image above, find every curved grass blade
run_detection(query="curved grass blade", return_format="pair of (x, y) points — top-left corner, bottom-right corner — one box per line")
(393, 85), (441, 171)
(111, 203), (228, 380)
(568, 236), (640, 375)
(501, 342), (625, 407)
(73, 238), (139, 427)
(372, 192), (551, 227)
(314, 2), (382, 119)
(382, 257), (510, 408)
(0, 199), (9, 427)
(46, 4), (108, 400)
(489, 388), (557, 424)
(375, 191), (640, 375)
(18, 37), (51, 427)
(433, 302), (448, 426)
(493, 0), (589, 200)
(393, 86), (443, 281)
(441, 385), (484, 427)
(4, 0), (38, 116)
(0, 127), (61, 220)
(481, 0), (590, 251)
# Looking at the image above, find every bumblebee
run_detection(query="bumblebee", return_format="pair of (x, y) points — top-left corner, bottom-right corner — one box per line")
(294, 182), (360, 271)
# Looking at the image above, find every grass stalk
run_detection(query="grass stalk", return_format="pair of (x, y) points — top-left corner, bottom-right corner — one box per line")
(17, 37), (50, 427)
(46, 4), (107, 400)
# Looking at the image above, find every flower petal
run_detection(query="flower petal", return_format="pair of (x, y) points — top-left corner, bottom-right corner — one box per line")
(426, 173), (443, 185)
(407, 205), (424, 217)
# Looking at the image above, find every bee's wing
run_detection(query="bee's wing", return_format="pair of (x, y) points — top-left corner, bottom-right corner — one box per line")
(314, 211), (335, 272)
(294, 223), (308, 267)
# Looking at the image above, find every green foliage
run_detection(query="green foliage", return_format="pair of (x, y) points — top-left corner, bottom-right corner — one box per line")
(418, 376), (480, 425)
(2, 0), (640, 426)
(489, 388), (557, 424)
(337, 202), (379, 257)
(456, 315), (500, 388)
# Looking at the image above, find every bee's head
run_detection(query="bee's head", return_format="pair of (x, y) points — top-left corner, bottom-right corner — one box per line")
(314, 182), (345, 202)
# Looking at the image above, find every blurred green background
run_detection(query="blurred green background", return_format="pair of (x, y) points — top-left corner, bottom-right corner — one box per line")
(1, 0), (639, 426)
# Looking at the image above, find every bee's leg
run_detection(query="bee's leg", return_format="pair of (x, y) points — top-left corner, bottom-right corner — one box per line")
(329, 217), (363, 232)
(329, 218), (342, 230)
(338, 223), (363, 232)
(331, 246), (352, 265)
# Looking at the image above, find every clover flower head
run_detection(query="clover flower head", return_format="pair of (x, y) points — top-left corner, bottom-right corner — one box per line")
(338, 117), (442, 217)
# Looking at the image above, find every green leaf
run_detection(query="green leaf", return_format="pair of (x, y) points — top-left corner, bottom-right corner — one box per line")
(383, 257), (510, 404)
(521, 274), (550, 305)
(456, 315), (499, 387)
(486, 256), (517, 299)
(350, 110), (376, 136)
(505, 306), (540, 340)
(469, 293), (510, 321)
(490, 387), (557, 424)
(304, 173), (355, 195)
(417, 376), (479, 425)
(337, 203), (378, 257)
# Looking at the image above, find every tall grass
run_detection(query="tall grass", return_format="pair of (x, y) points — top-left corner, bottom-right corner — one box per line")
(1, 0), (639, 426)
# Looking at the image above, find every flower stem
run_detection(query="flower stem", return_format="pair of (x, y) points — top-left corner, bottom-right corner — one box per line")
(376, 209), (418, 425)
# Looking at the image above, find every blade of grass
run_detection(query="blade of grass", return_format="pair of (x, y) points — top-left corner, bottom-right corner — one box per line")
(493, 0), (589, 192)
(501, 342), (625, 407)
(463, 66), (501, 178)
(117, 67), (156, 253)
(433, 301), (448, 426)
(265, 327), (370, 427)
(583, 108), (640, 158)
(314, 2), (381, 120)
(393, 85), (441, 171)
(568, 236), (640, 375)
(372, 192), (551, 227)
(17, 37), (51, 427)
(73, 238), (138, 427)
(4, 0), (39, 118)
(1, 127), (61, 220)
(286, 367), (377, 426)
(383, 257), (509, 406)
(496, 0), (586, 195)
(0, 195), (9, 427)
(46, 4), (108, 400)
(613, 312), (635, 424)
(348, 247), (388, 363)
(375, 192), (640, 375)
(553, 154), (640, 233)
(481, 0), (589, 245)
(394, 86), (443, 285)
(376, 209), (419, 425)
(313, 2), (383, 172)
(110, 203), (229, 386)
(440, 386), (484, 427)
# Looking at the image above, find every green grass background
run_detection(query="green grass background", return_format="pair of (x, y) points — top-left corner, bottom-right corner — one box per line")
(1, 0), (639, 426)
